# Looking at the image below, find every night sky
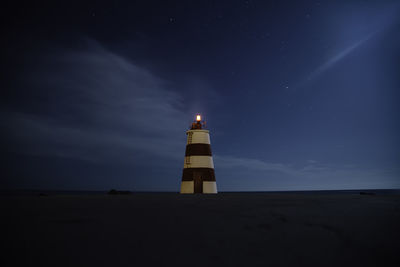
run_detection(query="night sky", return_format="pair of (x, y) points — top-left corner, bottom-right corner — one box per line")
(1, 0), (400, 191)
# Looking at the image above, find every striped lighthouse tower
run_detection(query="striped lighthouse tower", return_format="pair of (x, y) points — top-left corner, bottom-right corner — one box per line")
(180, 114), (217, 194)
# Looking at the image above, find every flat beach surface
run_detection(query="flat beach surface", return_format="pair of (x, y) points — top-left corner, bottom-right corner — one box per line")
(2, 192), (400, 267)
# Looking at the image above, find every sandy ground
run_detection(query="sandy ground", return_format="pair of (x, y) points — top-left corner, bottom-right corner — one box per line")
(1, 192), (400, 267)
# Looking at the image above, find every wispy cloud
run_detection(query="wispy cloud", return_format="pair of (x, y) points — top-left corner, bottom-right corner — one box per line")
(214, 155), (296, 175)
(214, 155), (400, 190)
(3, 40), (189, 164)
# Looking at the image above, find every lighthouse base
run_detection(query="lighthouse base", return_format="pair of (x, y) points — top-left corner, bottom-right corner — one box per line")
(180, 181), (217, 194)
(180, 181), (194, 194)
(203, 181), (217, 194)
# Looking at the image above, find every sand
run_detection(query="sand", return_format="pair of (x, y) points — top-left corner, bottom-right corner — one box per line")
(2, 192), (400, 267)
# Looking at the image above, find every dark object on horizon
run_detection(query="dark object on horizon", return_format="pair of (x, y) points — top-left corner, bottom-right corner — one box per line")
(108, 189), (132, 195)
(359, 191), (376, 195)
(38, 193), (48, 197)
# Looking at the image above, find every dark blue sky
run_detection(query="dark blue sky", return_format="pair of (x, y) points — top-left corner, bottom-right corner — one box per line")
(1, 0), (399, 191)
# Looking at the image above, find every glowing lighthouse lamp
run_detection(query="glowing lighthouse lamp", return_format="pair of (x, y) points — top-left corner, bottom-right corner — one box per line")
(180, 114), (217, 194)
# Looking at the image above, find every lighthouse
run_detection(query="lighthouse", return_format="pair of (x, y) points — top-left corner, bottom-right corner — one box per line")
(180, 114), (217, 194)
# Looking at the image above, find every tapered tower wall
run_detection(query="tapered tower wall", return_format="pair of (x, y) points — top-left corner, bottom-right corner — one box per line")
(180, 129), (217, 194)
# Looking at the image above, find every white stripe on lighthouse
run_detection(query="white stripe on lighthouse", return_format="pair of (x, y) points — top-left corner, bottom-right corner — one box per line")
(180, 181), (194, 194)
(186, 130), (210, 144)
(203, 181), (217, 194)
(184, 156), (214, 169)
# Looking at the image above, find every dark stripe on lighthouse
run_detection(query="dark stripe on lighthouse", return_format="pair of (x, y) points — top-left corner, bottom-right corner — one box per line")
(182, 168), (216, 181)
(185, 144), (212, 156)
